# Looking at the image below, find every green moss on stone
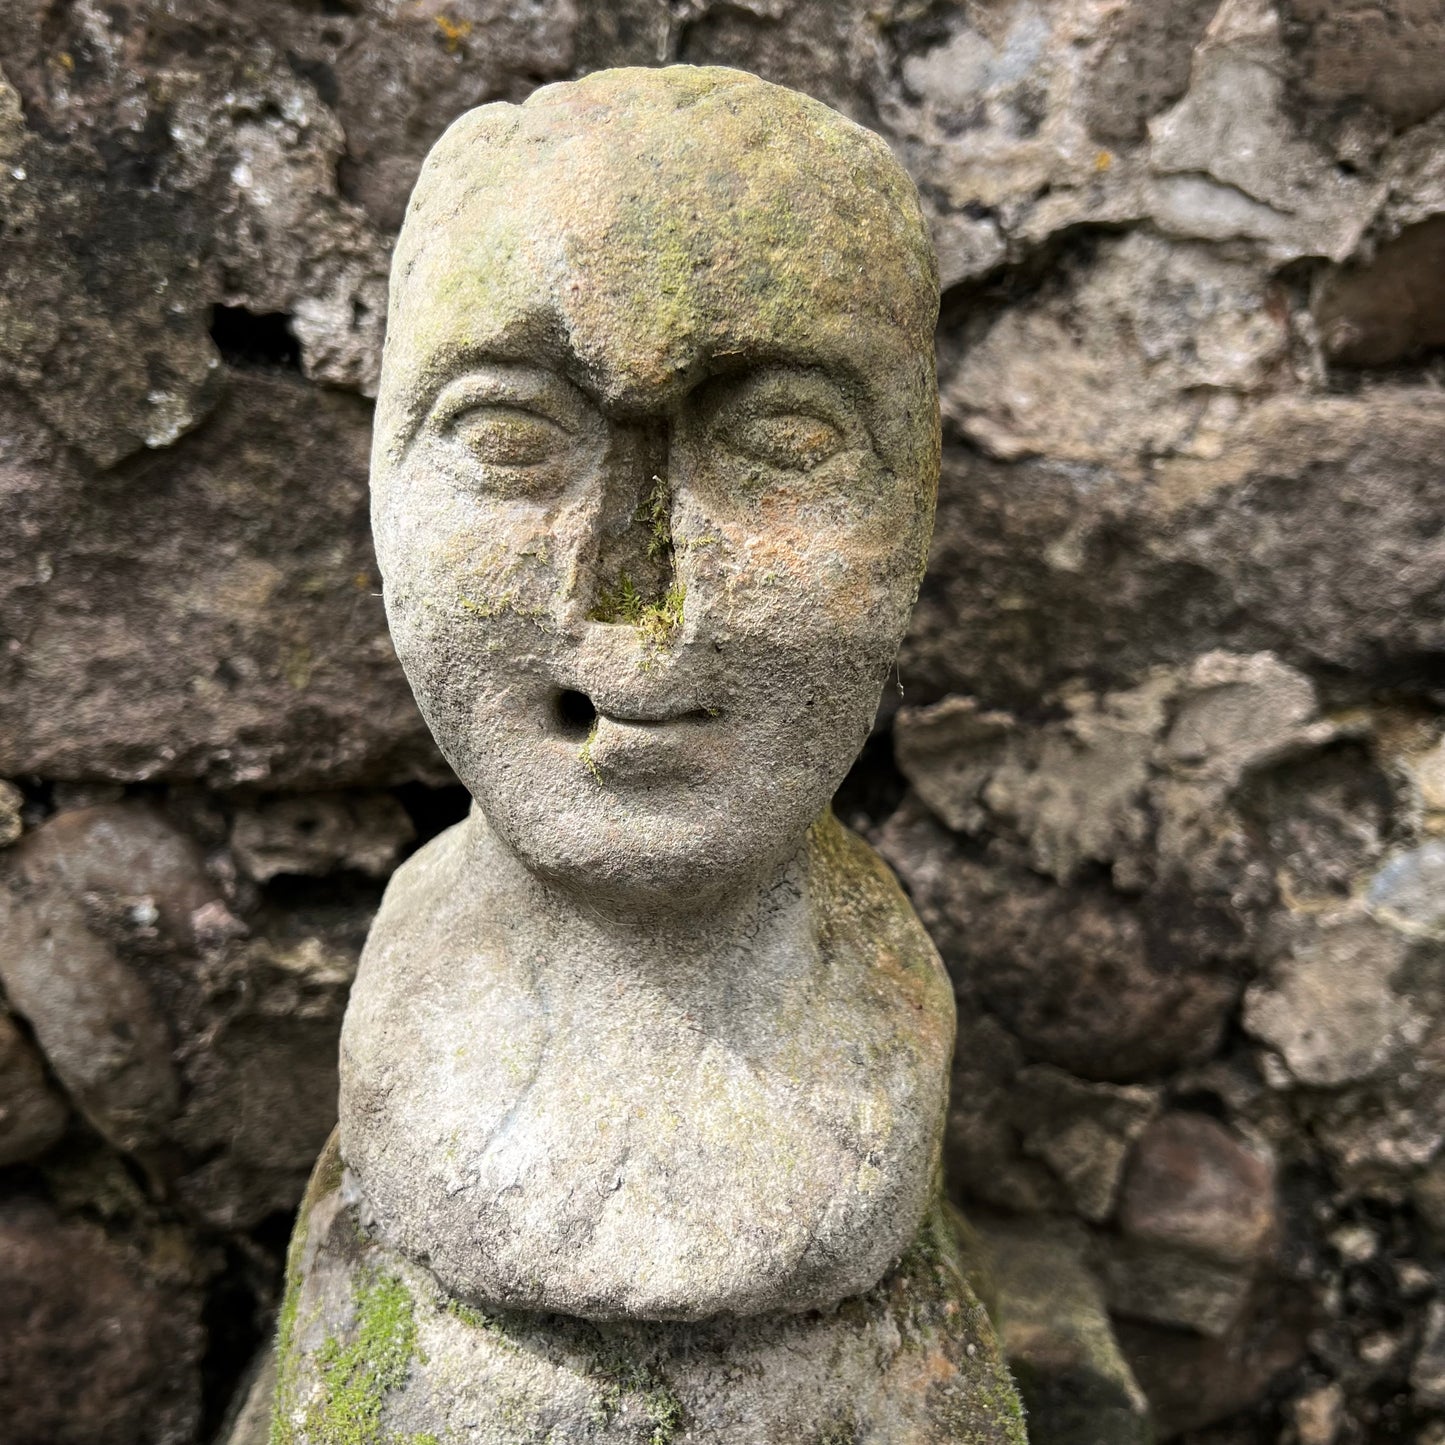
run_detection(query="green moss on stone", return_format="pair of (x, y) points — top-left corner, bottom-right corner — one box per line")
(272, 1136), (345, 1445)
(588, 1351), (685, 1445)
(304, 1271), (424, 1445)
(443, 1298), (487, 1330)
(642, 473), (672, 561)
(579, 719), (602, 783)
(443, 1296), (520, 1355)
(589, 570), (686, 648)
(812, 1410), (861, 1445)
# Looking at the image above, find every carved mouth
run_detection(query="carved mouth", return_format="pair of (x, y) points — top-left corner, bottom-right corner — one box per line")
(550, 687), (716, 740)
(554, 689), (597, 739)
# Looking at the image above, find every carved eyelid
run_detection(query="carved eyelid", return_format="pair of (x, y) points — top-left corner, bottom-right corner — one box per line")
(701, 368), (855, 437)
(427, 365), (598, 437)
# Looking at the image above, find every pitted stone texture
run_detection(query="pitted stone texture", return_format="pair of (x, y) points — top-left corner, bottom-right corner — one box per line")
(1244, 908), (1432, 1088)
(878, 797), (1238, 1082)
(0, 376), (442, 787)
(941, 231), (1288, 468)
(343, 811), (955, 1321)
(0, 72), (219, 468)
(0, 800), (364, 1226)
(271, 1137), (1026, 1445)
(904, 394), (1445, 709)
(1282, 0), (1445, 128)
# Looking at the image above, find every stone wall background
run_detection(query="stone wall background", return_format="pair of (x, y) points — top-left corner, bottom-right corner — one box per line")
(2, 2), (1444, 1442)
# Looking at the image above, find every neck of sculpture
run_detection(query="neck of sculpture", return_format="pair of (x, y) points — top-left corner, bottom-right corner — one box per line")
(462, 804), (813, 985)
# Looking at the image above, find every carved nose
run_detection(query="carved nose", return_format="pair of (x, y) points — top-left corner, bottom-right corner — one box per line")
(587, 421), (681, 634)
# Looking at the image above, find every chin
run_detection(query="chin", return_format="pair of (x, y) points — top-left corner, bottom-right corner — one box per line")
(481, 778), (812, 908)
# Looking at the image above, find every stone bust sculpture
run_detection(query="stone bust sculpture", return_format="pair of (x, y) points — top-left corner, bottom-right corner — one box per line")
(273, 65), (1025, 1444)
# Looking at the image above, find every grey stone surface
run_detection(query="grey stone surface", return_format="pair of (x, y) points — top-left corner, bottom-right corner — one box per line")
(1244, 909), (1428, 1088)
(273, 1139), (1026, 1445)
(1367, 840), (1445, 940)
(346, 809), (956, 1321)
(0, 805), (194, 1154)
(0, 373), (446, 789)
(0, 800), (362, 1226)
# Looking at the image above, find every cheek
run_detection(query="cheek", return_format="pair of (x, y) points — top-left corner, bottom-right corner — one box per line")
(683, 513), (915, 645)
(377, 495), (564, 631)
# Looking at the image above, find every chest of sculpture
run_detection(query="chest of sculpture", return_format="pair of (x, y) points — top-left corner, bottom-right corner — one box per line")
(271, 63), (1026, 1444)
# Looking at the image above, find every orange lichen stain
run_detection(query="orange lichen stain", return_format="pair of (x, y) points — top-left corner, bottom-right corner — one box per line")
(919, 1345), (959, 1385)
(434, 15), (472, 53)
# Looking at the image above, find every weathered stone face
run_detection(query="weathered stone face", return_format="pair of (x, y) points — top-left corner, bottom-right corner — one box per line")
(370, 65), (939, 900)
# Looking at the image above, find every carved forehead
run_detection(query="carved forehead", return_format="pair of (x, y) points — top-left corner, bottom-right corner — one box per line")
(381, 66), (939, 423)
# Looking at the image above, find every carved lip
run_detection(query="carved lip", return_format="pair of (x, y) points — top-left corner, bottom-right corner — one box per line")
(550, 683), (719, 731)
(586, 711), (716, 784)
(596, 704), (716, 726)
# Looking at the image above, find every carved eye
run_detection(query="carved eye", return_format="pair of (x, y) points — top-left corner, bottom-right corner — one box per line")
(451, 406), (572, 468)
(720, 412), (844, 472)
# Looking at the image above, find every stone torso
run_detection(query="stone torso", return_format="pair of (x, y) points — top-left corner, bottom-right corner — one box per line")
(339, 810), (954, 1321)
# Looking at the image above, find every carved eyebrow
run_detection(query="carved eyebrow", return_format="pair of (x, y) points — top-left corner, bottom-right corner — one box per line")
(384, 303), (584, 450)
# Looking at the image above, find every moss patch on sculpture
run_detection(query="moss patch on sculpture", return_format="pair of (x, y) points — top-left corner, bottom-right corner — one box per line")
(313, 1271), (421, 1442)
(579, 719), (602, 783)
(443, 1295), (520, 1352)
(589, 570), (686, 646)
(811, 1411), (861, 1445)
(272, 1137), (345, 1445)
(589, 1355), (685, 1445)
(642, 473), (672, 562)
(273, 1263), (428, 1445)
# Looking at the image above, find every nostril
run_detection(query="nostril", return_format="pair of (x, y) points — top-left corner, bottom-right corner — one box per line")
(555, 689), (597, 737)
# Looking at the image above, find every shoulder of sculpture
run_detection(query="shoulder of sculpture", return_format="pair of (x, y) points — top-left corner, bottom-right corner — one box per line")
(379, 817), (466, 899)
(805, 810), (952, 1006)
(361, 818), (480, 961)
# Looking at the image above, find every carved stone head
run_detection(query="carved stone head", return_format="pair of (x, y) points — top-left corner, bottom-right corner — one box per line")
(372, 66), (939, 902)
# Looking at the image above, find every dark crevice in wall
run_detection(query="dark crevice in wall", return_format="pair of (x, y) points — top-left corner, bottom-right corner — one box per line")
(208, 306), (302, 371)
(833, 729), (909, 837)
(394, 782), (473, 854)
(197, 1236), (275, 1442)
